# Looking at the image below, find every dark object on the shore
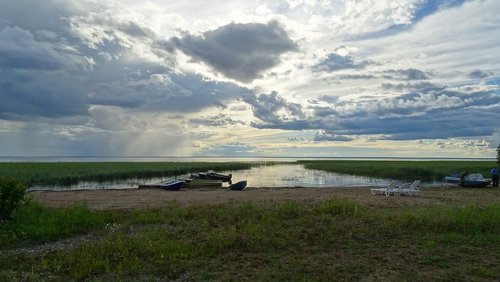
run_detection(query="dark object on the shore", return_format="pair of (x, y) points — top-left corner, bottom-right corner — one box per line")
(229, 180), (247, 190)
(138, 184), (161, 189)
(160, 180), (185, 191)
(192, 171), (232, 183)
(444, 173), (491, 188)
(185, 179), (223, 188)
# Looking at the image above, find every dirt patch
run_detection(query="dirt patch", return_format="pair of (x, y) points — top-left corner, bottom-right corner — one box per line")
(28, 185), (500, 211)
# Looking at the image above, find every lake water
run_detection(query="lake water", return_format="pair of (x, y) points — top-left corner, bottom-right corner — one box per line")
(29, 164), (394, 191)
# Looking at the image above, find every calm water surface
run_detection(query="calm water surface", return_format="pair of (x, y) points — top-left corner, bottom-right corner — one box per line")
(29, 164), (393, 191)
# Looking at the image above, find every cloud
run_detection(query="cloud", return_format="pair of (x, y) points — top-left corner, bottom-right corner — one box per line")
(383, 68), (431, 80)
(467, 69), (492, 79)
(243, 83), (500, 141)
(189, 114), (245, 127)
(353, 0), (467, 39)
(413, 0), (467, 22)
(0, 26), (64, 70)
(313, 53), (370, 72)
(242, 91), (304, 124)
(170, 21), (298, 82)
(314, 131), (353, 142)
(0, 4), (253, 121)
(381, 81), (437, 91)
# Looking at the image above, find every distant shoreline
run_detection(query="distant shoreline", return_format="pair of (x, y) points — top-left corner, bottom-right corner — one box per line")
(0, 156), (495, 163)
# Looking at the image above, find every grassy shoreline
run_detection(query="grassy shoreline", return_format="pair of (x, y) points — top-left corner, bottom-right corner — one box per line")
(1, 192), (499, 281)
(1, 160), (499, 280)
(300, 160), (496, 181)
(0, 162), (253, 186)
(0, 160), (495, 187)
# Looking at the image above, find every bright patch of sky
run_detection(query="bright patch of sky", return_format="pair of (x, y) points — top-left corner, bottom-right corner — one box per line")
(0, 0), (498, 157)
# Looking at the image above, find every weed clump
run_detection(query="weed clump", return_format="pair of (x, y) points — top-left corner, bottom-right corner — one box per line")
(0, 178), (27, 220)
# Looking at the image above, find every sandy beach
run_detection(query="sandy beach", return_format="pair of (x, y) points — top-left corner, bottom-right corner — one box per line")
(28, 185), (500, 211)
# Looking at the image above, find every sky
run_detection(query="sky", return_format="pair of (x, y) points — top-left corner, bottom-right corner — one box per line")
(0, 0), (499, 158)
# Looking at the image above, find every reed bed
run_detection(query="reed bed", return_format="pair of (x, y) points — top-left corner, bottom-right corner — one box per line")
(0, 162), (252, 186)
(300, 160), (496, 181)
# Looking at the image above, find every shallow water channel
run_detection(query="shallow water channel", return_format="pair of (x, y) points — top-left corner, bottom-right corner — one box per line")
(30, 164), (394, 191)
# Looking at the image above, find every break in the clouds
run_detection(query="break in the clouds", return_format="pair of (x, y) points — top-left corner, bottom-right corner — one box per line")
(0, 0), (499, 158)
(169, 21), (298, 82)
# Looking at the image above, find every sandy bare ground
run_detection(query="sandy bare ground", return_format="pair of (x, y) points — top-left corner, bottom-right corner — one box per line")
(28, 185), (500, 211)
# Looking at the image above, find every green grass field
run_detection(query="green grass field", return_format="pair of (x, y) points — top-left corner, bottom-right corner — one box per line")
(1, 197), (499, 281)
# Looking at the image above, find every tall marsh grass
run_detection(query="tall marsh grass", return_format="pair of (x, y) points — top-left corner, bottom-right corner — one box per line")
(301, 160), (496, 181)
(0, 162), (252, 186)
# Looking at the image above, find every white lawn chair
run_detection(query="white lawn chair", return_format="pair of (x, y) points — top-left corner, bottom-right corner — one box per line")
(385, 182), (410, 196)
(371, 181), (399, 195)
(400, 180), (420, 196)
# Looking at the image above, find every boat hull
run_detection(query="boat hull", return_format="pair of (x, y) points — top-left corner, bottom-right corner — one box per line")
(160, 180), (185, 191)
(193, 171), (232, 182)
(229, 180), (247, 190)
(443, 173), (491, 188)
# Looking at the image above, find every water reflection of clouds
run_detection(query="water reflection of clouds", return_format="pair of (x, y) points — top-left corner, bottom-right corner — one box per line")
(225, 164), (392, 188)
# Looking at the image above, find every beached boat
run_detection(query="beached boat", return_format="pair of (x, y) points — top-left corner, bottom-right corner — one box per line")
(229, 180), (247, 190)
(443, 173), (490, 188)
(160, 180), (185, 191)
(193, 170), (232, 182)
(138, 184), (161, 189)
(184, 178), (223, 188)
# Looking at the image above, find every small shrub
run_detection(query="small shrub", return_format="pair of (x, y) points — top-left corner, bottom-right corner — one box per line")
(0, 178), (27, 220)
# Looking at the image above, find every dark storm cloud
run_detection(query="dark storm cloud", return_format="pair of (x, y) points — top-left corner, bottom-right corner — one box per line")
(0, 71), (89, 119)
(242, 91), (304, 124)
(0, 25), (88, 119)
(313, 53), (370, 72)
(0, 1), (254, 122)
(88, 71), (252, 113)
(169, 21), (298, 82)
(0, 26), (64, 70)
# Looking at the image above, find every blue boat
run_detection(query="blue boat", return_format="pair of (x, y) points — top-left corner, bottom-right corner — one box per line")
(160, 180), (185, 191)
(229, 180), (247, 190)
